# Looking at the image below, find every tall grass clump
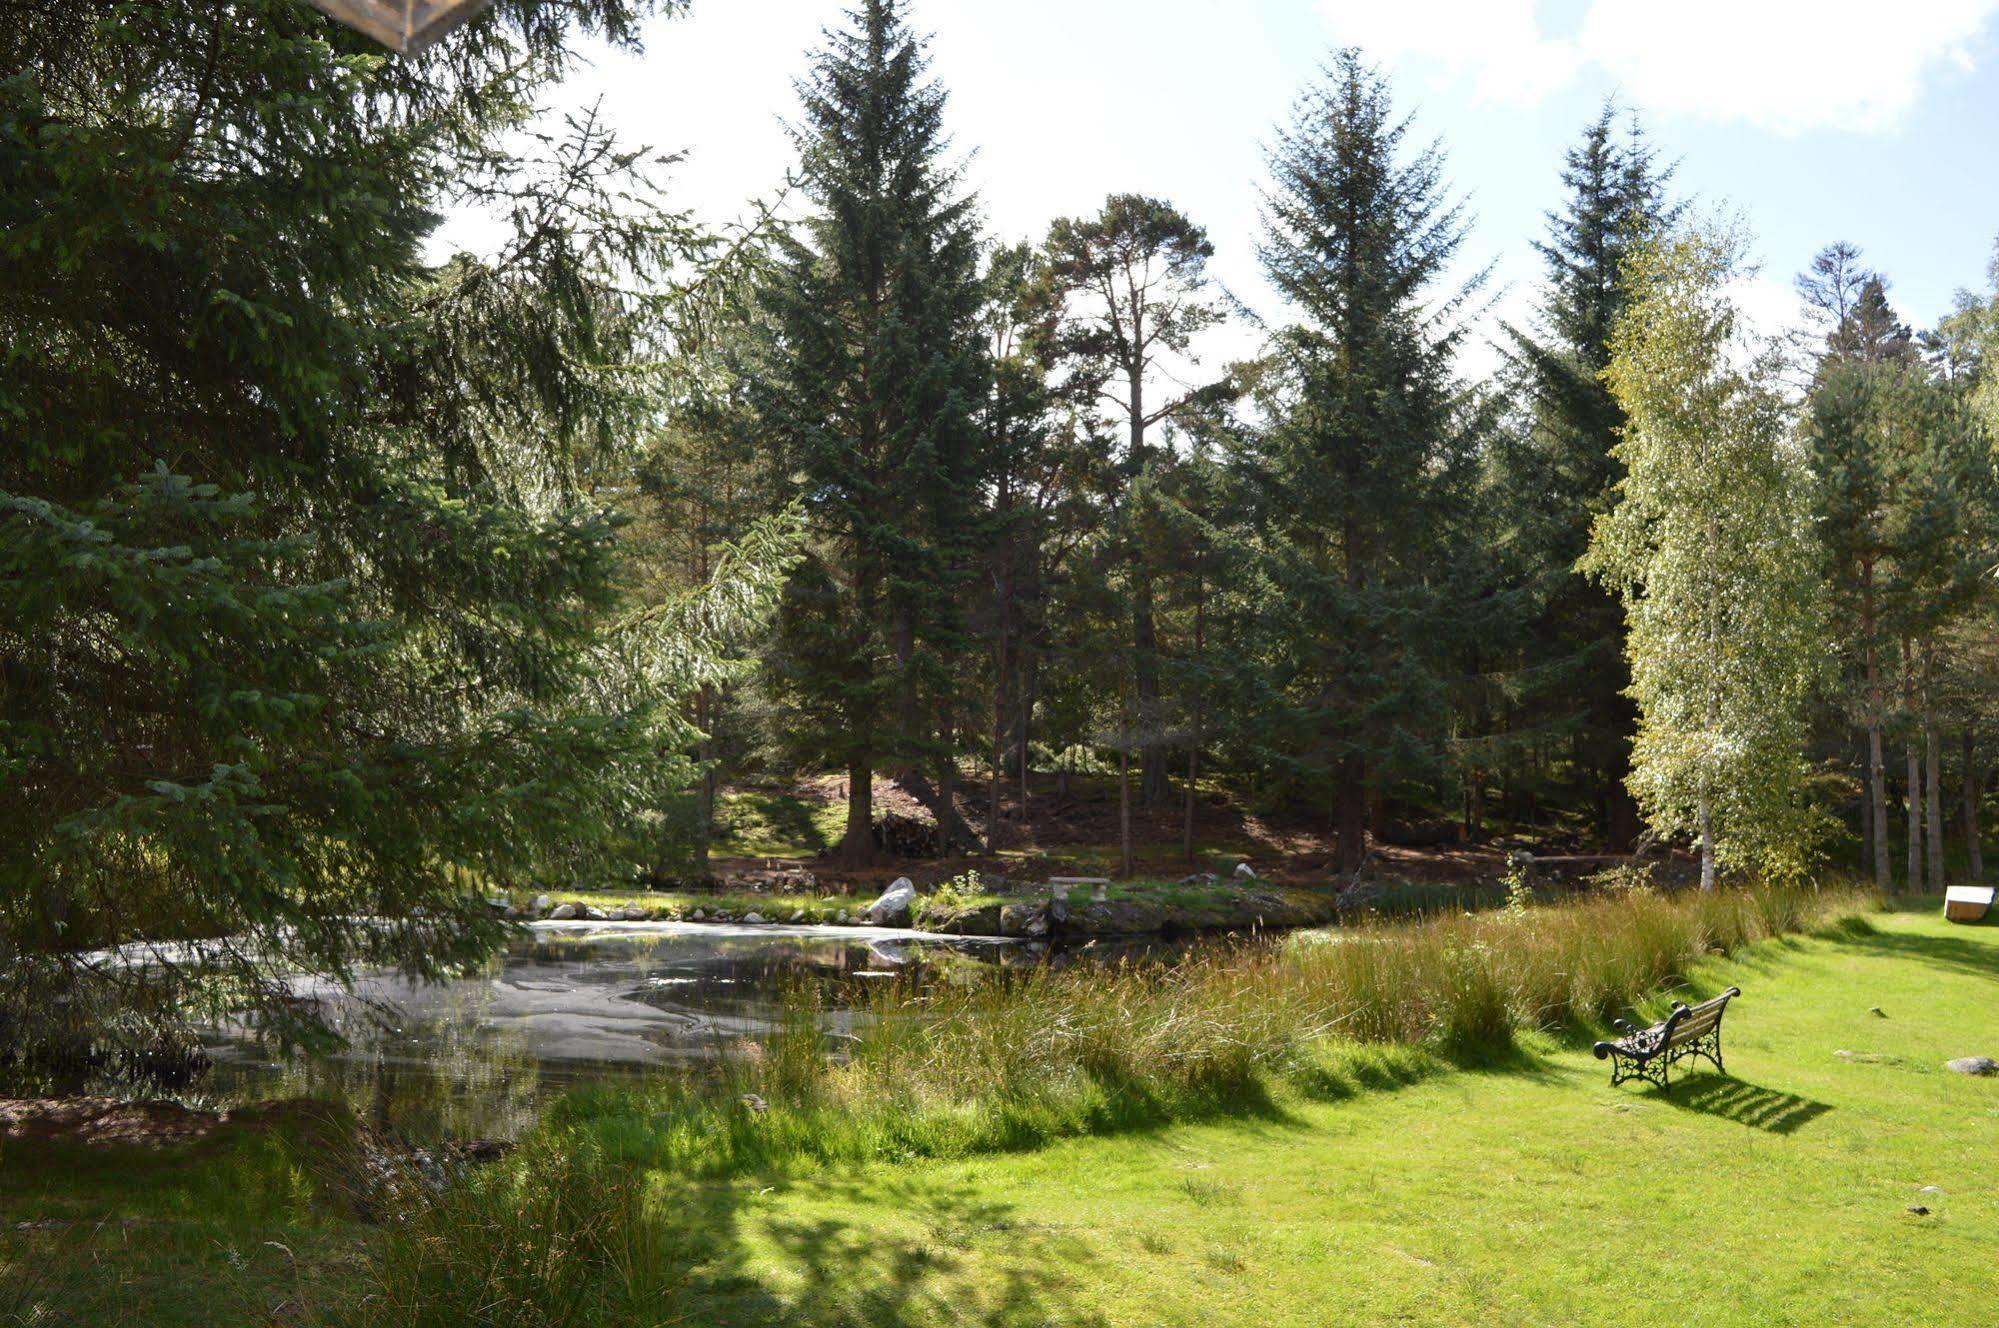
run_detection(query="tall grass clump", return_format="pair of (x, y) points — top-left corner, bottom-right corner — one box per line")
(546, 882), (1871, 1182)
(324, 1135), (679, 1328)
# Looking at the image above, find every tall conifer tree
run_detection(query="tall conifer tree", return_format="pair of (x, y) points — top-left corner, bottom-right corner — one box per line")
(0, 0), (709, 1053)
(1495, 106), (1676, 845)
(754, 0), (987, 863)
(1242, 50), (1486, 873)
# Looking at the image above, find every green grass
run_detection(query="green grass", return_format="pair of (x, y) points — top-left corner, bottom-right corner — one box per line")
(415, 904), (1999, 1327)
(711, 789), (849, 859)
(535, 886), (866, 922)
(10, 893), (1996, 1326)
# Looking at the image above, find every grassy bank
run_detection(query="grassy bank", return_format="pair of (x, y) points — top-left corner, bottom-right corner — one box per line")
(10, 884), (1947, 1328)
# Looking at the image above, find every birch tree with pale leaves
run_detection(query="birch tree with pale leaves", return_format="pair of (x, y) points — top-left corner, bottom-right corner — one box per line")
(1582, 224), (1832, 887)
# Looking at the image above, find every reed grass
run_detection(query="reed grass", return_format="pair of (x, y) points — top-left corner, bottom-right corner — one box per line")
(325, 882), (1873, 1328)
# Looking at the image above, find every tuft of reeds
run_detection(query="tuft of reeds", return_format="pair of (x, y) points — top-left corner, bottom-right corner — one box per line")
(326, 884), (1872, 1327)
(545, 882), (1871, 1178)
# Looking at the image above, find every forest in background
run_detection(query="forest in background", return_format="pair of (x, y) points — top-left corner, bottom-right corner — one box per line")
(5, 0), (1998, 1051)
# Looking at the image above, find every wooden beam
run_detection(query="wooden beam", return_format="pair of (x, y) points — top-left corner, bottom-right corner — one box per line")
(306, 0), (495, 54)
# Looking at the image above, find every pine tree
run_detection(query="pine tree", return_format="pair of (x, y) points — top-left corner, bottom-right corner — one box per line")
(1242, 50), (1487, 873)
(753, 0), (988, 864)
(1584, 223), (1830, 886)
(1493, 106), (1676, 845)
(0, 0), (705, 1056)
(1042, 195), (1227, 809)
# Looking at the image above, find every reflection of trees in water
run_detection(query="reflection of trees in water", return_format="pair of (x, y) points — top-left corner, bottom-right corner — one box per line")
(105, 929), (1234, 1141)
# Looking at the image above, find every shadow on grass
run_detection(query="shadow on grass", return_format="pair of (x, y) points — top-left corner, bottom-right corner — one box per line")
(1829, 925), (1999, 984)
(718, 791), (832, 857)
(1653, 1073), (1833, 1135)
(676, 1169), (1112, 1328)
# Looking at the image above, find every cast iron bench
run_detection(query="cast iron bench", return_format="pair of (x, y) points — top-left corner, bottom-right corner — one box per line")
(1593, 986), (1741, 1090)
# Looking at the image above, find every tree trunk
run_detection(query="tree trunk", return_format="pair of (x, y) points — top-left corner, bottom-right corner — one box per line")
(693, 684), (714, 880)
(1964, 728), (1985, 884)
(1126, 359), (1168, 810)
(840, 759), (875, 866)
(988, 576), (1008, 854)
(1905, 741), (1923, 893)
(1334, 753), (1366, 875)
(1903, 639), (1920, 892)
(1183, 557), (1204, 863)
(1925, 719), (1945, 893)
(1118, 740), (1134, 879)
(1862, 576), (1890, 891)
(1697, 786), (1715, 892)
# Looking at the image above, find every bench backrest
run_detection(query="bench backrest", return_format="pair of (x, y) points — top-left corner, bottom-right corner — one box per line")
(1665, 986), (1740, 1047)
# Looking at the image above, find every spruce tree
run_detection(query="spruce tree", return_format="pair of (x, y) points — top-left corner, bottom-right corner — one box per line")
(753, 0), (987, 863)
(0, 0), (702, 1056)
(1243, 50), (1486, 873)
(1493, 105), (1676, 845)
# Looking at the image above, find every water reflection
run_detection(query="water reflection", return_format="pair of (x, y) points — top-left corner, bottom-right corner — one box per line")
(190, 921), (1022, 1139)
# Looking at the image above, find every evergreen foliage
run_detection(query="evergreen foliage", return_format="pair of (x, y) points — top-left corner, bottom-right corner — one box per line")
(752, 0), (988, 864)
(1238, 49), (1489, 872)
(1490, 106), (1677, 844)
(0, 0), (741, 1054)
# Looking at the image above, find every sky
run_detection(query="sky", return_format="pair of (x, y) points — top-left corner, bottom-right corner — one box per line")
(475, 0), (1999, 376)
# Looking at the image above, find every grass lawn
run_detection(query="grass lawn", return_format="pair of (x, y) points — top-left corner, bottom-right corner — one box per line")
(4, 904), (1994, 1326)
(650, 906), (1999, 1327)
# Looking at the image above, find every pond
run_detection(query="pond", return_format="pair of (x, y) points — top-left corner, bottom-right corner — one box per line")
(184, 920), (1029, 1140)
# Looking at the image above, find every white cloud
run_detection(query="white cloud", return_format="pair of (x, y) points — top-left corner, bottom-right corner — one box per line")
(1317, 0), (1999, 134)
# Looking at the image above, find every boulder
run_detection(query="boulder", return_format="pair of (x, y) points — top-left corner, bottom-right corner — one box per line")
(865, 877), (918, 926)
(998, 903), (1038, 937)
(742, 912), (767, 925)
(530, 894), (553, 916)
(583, 905), (607, 921)
(835, 909), (850, 923)
(689, 909), (706, 921)
(1180, 872), (1218, 885)
(1233, 862), (1258, 880)
(790, 911), (806, 923)
(548, 903), (578, 920)
(1945, 1056), (1996, 1076)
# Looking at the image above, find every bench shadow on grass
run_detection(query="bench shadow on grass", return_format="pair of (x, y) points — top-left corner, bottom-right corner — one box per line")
(1652, 1073), (1833, 1135)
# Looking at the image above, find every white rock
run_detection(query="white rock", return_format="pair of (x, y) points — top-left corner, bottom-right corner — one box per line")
(790, 911), (806, 923)
(690, 909), (706, 921)
(548, 903), (578, 920)
(530, 894), (553, 915)
(1946, 1056), (1996, 1076)
(836, 910), (850, 923)
(1233, 862), (1258, 880)
(866, 877), (918, 926)
(584, 905), (607, 921)
(743, 912), (767, 925)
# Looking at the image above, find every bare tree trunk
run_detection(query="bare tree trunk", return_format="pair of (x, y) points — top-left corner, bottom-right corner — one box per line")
(1925, 719), (1945, 893)
(988, 574), (1008, 854)
(1335, 753), (1367, 875)
(1862, 576), (1891, 891)
(1697, 786), (1715, 892)
(1183, 557), (1204, 863)
(692, 684), (714, 880)
(1905, 741), (1923, 894)
(840, 758), (875, 866)
(1119, 740), (1134, 879)
(1903, 640), (1921, 892)
(1964, 728), (1985, 884)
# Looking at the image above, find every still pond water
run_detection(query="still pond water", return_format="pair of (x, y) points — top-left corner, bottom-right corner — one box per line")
(187, 920), (1188, 1140)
